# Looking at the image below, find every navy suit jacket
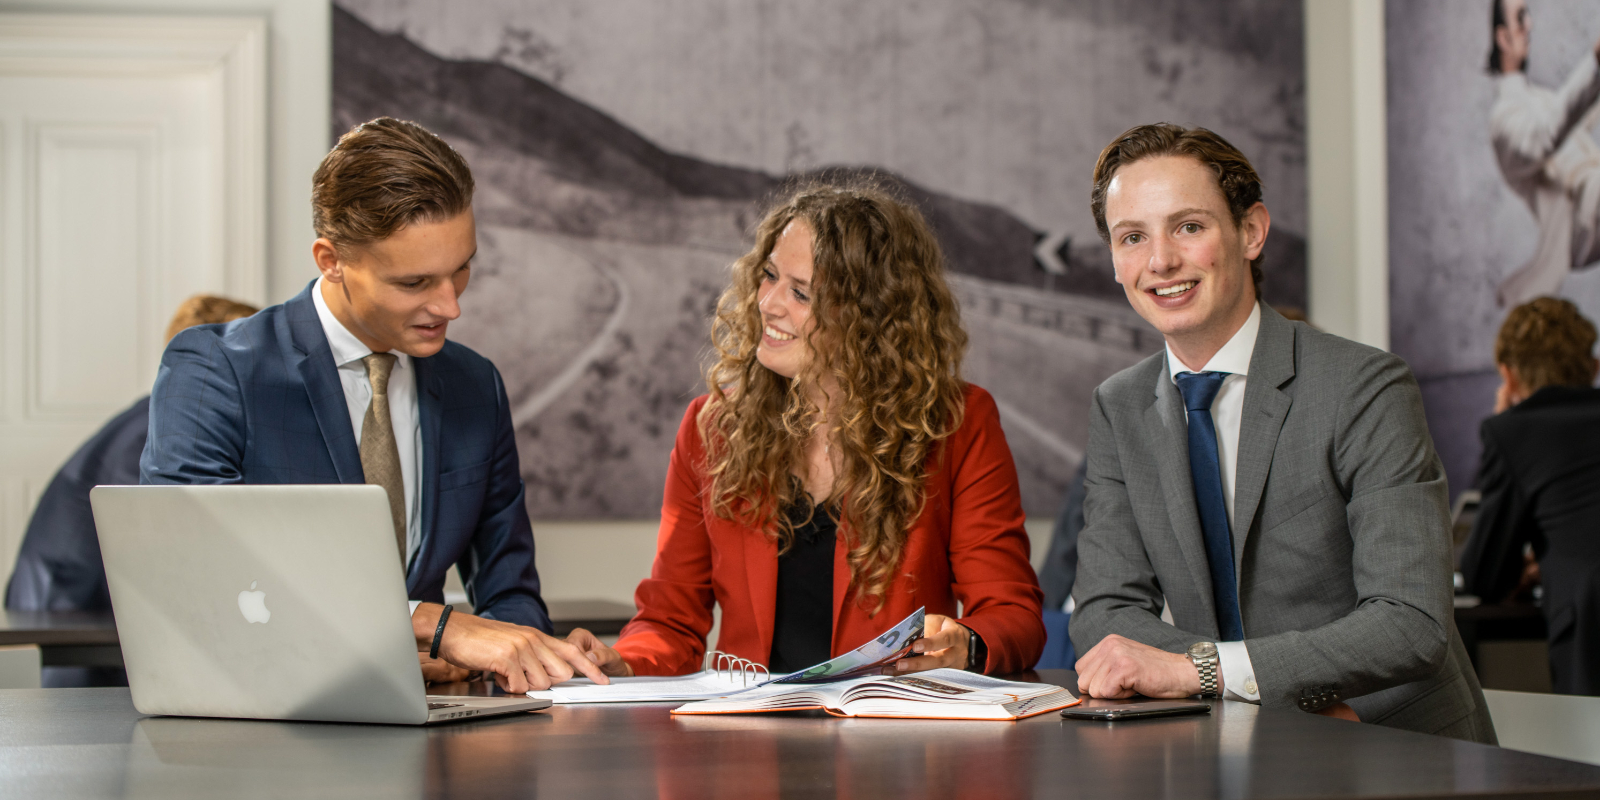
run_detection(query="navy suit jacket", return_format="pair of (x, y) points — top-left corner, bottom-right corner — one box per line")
(7, 397), (149, 611)
(140, 281), (552, 632)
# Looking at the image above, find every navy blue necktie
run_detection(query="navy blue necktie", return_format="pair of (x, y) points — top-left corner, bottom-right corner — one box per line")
(1174, 371), (1244, 642)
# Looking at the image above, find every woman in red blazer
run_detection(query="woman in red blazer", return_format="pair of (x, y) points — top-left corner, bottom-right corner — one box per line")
(571, 181), (1045, 677)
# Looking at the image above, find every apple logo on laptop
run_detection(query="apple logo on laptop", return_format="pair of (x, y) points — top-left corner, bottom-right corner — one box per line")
(238, 581), (271, 624)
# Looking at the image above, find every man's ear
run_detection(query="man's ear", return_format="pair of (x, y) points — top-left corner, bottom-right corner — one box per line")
(1240, 201), (1271, 262)
(312, 238), (344, 283)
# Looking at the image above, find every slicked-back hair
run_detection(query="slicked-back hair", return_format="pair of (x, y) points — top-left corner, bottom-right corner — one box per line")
(312, 117), (475, 251)
(1090, 122), (1265, 300)
(1495, 297), (1598, 393)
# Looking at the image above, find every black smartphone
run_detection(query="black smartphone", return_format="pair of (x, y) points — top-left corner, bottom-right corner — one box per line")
(1061, 698), (1212, 721)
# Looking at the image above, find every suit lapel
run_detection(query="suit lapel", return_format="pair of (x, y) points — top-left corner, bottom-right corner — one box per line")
(1232, 305), (1296, 563)
(1146, 355), (1219, 624)
(285, 285), (364, 485)
(412, 356), (444, 592)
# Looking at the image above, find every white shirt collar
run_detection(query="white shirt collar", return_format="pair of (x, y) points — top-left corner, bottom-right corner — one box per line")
(312, 276), (411, 371)
(1166, 302), (1261, 382)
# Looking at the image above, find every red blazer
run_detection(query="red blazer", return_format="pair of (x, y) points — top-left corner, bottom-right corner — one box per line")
(615, 384), (1045, 676)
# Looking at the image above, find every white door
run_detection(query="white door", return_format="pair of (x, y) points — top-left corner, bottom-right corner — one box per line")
(0, 15), (266, 585)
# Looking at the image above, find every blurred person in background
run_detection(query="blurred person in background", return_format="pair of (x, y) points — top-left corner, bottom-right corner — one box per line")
(1461, 296), (1600, 694)
(5, 295), (258, 687)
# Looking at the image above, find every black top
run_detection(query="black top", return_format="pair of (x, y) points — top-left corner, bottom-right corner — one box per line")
(769, 499), (837, 674)
(6, 396), (149, 612)
(1461, 385), (1600, 694)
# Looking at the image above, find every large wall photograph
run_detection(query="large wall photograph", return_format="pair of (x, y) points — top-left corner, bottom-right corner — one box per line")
(1388, 0), (1600, 500)
(333, 0), (1307, 520)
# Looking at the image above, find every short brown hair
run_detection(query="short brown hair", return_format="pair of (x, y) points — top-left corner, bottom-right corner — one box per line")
(1090, 123), (1266, 299)
(312, 117), (474, 251)
(1495, 297), (1598, 393)
(165, 295), (259, 342)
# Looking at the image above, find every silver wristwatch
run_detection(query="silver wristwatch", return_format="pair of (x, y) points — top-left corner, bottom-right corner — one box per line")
(1187, 641), (1220, 698)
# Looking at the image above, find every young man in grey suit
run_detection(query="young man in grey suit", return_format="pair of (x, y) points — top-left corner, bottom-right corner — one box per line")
(1069, 123), (1495, 743)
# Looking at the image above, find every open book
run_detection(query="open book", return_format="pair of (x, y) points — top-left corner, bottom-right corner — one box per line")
(671, 668), (1079, 720)
(531, 608), (926, 704)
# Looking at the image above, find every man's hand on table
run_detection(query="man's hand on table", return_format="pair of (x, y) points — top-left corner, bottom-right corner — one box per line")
(1075, 634), (1204, 699)
(411, 602), (610, 693)
(565, 627), (635, 678)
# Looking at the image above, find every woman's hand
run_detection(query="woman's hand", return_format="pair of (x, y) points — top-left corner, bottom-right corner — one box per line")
(892, 614), (970, 674)
(566, 627), (635, 677)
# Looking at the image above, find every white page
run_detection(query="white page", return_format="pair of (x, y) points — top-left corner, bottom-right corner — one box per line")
(529, 670), (766, 704)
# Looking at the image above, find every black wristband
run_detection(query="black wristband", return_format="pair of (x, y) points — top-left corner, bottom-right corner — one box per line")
(965, 629), (988, 673)
(430, 604), (454, 659)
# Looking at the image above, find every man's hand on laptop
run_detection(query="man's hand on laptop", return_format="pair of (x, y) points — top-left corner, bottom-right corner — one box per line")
(411, 603), (610, 693)
(1074, 634), (1204, 699)
(418, 654), (472, 684)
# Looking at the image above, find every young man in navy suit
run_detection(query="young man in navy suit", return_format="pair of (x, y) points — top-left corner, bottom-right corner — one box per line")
(142, 117), (607, 693)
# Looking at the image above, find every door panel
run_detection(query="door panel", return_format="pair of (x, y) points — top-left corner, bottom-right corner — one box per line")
(0, 15), (265, 588)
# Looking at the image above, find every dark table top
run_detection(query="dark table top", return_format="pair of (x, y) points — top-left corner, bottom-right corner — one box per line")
(4, 669), (1600, 799)
(0, 609), (119, 647)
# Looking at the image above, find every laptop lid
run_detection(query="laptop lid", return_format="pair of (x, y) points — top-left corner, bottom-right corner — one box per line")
(91, 484), (431, 725)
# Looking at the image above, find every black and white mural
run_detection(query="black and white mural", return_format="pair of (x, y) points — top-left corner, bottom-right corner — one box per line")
(1388, 0), (1600, 501)
(334, 0), (1307, 519)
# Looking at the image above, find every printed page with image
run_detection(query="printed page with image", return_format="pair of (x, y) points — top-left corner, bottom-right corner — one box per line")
(530, 608), (926, 704)
(670, 668), (1080, 720)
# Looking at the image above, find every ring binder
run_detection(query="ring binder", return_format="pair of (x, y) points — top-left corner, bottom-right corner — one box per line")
(706, 650), (770, 686)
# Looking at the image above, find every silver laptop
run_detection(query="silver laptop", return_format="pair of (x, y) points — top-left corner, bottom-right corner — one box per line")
(90, 484), (550, 725)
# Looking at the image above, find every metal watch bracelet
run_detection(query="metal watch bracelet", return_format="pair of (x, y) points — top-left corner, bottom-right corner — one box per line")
(1187, 641), (1220, 698)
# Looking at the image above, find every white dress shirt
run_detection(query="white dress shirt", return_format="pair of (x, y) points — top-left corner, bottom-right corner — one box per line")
(312, 278), (424, 574)
(1164, 302), (1262, 703)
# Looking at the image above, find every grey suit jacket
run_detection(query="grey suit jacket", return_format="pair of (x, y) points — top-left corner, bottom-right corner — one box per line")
(1070, 304), (1495, 743)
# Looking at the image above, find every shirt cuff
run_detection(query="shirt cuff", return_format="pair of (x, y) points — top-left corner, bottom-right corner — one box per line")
(1216, 640), (1261, 703)
(408, 600), (422, 616)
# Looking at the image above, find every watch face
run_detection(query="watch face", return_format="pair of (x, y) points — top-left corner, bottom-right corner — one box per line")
(1188, 641), (1218, 658)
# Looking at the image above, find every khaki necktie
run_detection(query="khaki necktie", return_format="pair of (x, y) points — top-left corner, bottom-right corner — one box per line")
(360, 353), (407, 565)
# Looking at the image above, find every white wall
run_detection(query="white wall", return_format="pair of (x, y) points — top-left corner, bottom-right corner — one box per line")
(0, 0), (328, 306)
(1305, 0), (1389, 350)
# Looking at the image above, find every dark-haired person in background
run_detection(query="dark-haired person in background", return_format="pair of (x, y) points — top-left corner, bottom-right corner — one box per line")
(140, 117), (607, 693)
(1068, 123), (1494, 743)
(1488, 0), (1600, 307)
(568, 182), (1045, 678)
(1462, 297), (1600, 694)
(7, 295), (258, 687)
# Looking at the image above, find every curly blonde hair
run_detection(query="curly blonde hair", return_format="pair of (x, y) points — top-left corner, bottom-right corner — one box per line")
(699, 180), (969, 612)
